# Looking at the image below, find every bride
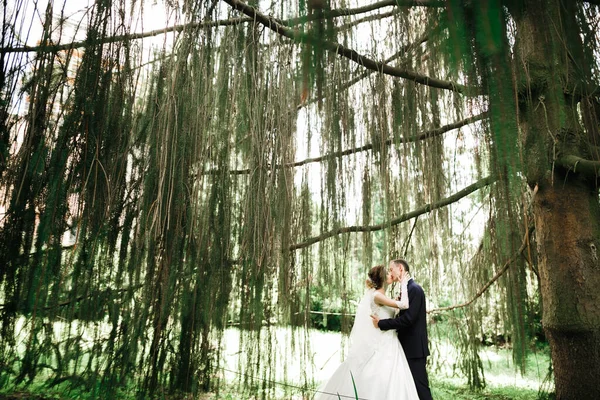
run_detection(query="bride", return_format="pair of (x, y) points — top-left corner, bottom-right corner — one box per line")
(314, 264), (419, 400)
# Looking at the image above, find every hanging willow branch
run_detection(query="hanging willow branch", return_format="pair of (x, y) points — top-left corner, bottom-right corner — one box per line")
(428, 225), (535, 313)
(222, 0), (472, 94)
(0, 225), (531, 315)
(290, 175), (497, 250)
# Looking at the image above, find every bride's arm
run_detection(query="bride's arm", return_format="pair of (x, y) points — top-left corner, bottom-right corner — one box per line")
(373, 280), (409, 309)
(396, 278), (409, 310)
(377, 282), (424, 331)
(373, 292), (400, 308)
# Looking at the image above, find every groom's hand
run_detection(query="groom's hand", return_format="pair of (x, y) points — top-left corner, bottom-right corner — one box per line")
(370, 314), (380, 329)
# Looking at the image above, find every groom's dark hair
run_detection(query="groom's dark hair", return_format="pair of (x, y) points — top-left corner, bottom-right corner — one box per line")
(392, 259), (410, 273)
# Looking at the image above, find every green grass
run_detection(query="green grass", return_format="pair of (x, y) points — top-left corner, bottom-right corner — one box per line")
(431, 381), (541, 400)
(1, 326), (553, 400)
(429, 345), (553, 400)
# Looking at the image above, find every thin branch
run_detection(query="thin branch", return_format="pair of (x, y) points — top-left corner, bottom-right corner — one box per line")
(222, 0), (471, 94)
(206, 111), (487, 175)
(563, 82), (600, 99)
(427, 226), (535, 314)
(306, 310), (352, 316)
(286, 0), (444, 26)
(0, 284), (143, 311)
(522, 252), (540, 279)
(556, 154), (600, 179)
(28, 243), (76, 258)
(42, 284), (144, 310)
(290, 175), (497, 251)
(0, 17), (250, 54)
(337, 9), (400, 31)
(401, 216), (419, 255)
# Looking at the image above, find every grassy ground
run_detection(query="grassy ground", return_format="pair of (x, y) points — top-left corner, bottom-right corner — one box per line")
(429, 344), (552, 400)
(1, 327), (553, 399)
(0, 369), (551, 400)
(431, 382), (541, 400)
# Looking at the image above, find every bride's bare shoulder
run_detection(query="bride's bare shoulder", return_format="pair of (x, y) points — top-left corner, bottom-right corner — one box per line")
(373, 291), (388, 303)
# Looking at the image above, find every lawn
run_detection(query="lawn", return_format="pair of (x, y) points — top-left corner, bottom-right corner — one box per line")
(1, 326), (553, 399)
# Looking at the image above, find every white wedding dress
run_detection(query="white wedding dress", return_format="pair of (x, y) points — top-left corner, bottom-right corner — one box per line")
(314, 285), (419, 400)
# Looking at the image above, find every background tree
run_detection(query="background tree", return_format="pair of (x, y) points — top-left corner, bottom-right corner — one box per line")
(0, 0), (598, 399)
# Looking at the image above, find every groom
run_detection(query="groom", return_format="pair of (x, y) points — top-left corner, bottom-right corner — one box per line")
(371, 259), (433, 400)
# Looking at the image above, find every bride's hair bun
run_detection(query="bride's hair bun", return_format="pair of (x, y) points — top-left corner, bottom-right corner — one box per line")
(367, 265), (386, 289)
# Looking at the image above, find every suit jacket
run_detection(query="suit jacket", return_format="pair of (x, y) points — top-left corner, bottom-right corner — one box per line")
(378, 278), (430, 359)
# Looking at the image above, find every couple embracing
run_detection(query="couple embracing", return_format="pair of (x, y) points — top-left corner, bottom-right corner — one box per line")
(315, 259), (433, 400)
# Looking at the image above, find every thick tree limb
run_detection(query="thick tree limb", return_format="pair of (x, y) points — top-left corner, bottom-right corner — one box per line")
(286, 0), (444, 26)
(207, 111), (487, 175)
(222, 0), (471, 94)
(290, 175), (497, 251)
(289, 112), (487, 167)
(298, 32), (429, 109)
(427, 226), (535, 314)
(1, 1), (439, 54)
(556, 155), (600, 179)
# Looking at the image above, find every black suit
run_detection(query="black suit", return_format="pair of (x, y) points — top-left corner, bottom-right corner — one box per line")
(378, 279), (433, 400)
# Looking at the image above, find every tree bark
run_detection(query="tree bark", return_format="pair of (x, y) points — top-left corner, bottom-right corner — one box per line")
(533, 179), (600, 399)
(511, 1), (600, 397)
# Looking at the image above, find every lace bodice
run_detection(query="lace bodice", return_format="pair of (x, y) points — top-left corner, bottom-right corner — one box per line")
(369, 279), (409, 319)
(371, 297), (396, 318)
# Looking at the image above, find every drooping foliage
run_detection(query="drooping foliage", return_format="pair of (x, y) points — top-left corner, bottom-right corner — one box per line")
(0, 0), (599, 399)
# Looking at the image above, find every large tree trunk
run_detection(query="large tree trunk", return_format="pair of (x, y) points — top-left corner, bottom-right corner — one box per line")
(512, 1), (600, 397)
(533, 180), (600, 399)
